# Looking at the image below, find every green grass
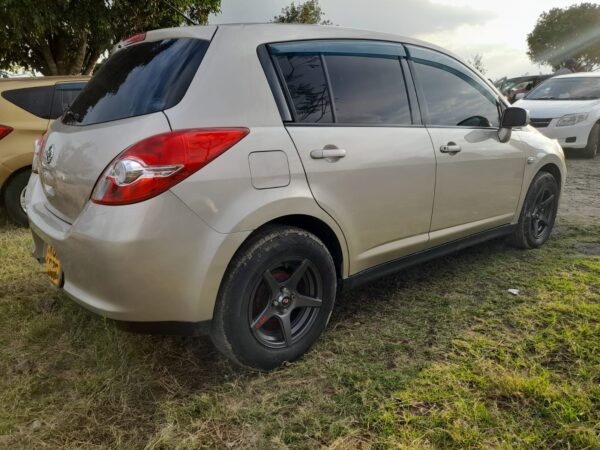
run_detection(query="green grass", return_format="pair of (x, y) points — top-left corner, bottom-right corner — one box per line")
(0, 207), (598, 449)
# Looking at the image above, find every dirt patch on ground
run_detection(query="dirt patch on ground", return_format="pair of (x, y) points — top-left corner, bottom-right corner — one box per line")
(559, 155), (600, 224)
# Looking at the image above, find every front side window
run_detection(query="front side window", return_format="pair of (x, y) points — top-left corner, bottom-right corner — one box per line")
(408, 45), (500, 127)
(270, 40), (411, 125)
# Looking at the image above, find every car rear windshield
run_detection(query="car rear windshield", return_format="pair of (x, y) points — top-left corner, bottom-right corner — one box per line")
(1, 85), (55, 119)
(64, 38), (209, 126)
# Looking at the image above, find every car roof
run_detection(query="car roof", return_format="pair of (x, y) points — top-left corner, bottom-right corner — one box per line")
(215, 22), (449, 52)
(0, 75), (90, 91)
(553, 72), (600, 79)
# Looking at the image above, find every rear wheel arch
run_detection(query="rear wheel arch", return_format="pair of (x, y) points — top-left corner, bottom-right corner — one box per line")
(238, 214), (346, 281)
(0, 164), (31, 196)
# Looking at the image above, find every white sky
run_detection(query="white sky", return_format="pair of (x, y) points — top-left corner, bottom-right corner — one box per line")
(208, 0), (585, 80)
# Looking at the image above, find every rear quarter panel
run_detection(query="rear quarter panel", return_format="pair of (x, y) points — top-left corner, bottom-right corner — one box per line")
(165, 26), (351, 276)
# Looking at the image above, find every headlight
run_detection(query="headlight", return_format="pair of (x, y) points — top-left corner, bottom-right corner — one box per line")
(556, 113), (588, 127)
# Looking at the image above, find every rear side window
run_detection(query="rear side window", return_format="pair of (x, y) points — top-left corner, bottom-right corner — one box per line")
(325, 55), (411, 124)
(1, 85), (54, 119)
(270, 40), (411, 125)
(65, 39), (209, 126)
(50, 82), (86, 119)
(273, 54), (333, 123)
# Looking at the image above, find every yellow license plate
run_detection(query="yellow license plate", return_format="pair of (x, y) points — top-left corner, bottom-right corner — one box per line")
(45, 245), (62, 287)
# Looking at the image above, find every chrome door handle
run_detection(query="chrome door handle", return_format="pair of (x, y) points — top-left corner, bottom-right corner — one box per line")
(310, 148), (347, 159)
(440, 142), (461, 154)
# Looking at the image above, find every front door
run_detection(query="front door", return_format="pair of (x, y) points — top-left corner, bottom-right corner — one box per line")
(270, 40), (437, 273)
(407, 45), (526, 244)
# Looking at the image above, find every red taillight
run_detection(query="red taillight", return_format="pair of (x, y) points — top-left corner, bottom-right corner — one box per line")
(32, 132), (48, 174)
(91, 128), (249, 206)
(121, 32), (146, 46)
(0, 125), (13, 141)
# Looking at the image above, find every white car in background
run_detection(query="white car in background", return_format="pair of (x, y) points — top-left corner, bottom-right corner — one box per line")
(515, 73), (600, 158)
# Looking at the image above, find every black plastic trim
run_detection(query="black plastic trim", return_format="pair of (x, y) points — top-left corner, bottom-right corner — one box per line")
(257, 45), (293, 122)
(342, 224), (516, 291)
(114, 319), (211, 336)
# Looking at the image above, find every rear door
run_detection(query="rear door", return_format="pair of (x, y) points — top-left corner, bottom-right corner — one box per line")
(406, 45), (526, 244)
(270, 40), (436, 273)
(39, 34), (213, 223)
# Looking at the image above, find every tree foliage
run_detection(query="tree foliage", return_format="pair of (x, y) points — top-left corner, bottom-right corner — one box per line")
(468, 54), (486, 75)
(0, 0), (221, 76)
(273, 0), (331, 25)
(527, 3), (600, 72)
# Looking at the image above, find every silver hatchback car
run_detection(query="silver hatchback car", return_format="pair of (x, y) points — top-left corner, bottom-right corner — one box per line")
(27, 24), (566, 370)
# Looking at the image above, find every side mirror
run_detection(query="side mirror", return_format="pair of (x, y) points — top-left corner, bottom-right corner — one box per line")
(502, 107), (529, 127)
(499, 107), (529, 143)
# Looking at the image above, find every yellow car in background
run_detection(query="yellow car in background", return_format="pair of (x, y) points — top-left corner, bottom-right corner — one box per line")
(0, 76), (88, 226)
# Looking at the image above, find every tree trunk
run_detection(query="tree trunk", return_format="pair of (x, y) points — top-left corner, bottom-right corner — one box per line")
(68, 34), (88, 75)
(38, 40), (58, 75)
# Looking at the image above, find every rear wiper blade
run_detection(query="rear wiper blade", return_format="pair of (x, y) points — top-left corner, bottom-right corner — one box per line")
(63, 107), (81, 123)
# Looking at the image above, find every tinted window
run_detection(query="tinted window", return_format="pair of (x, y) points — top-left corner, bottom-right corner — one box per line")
(50, 82), (86, 119)
(274, 54), (333, 123)
(325, 55), (411, 124)
(1, 85), (54, 119)
(65, 39), (209, 126)
(408, 46), (500, 127)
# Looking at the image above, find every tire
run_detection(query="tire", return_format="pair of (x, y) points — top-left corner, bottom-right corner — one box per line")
(510, 171), (559, 249)
(211, 225), (337, 370)
(2, 170), (30, 227)
(582, 123), (599, 159)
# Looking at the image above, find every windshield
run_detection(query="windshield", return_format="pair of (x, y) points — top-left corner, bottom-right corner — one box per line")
(64, 38), (209, 126)
(526, 77), (600, 100)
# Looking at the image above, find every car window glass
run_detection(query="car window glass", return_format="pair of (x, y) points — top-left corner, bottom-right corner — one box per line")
(273, 54), (333, 123)
(1, 85), (54, 119)
(65, 39), (209, 126)
(50, 83), (86, 119)
(408, 45), (500, 127)
(324, 54), (411, 124)
(526, 77), (600, 100)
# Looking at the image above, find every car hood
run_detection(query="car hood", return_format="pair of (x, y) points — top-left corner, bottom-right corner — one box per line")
(514, 98), (600, 118)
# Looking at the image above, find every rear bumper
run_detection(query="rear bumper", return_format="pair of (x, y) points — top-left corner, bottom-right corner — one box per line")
(535, 119), (591, 149)
(27, 174), (250, 324)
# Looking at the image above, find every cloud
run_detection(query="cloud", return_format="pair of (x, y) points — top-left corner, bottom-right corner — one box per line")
(210, 0), (492, 35)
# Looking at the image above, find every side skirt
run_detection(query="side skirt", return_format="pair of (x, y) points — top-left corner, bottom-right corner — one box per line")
(342, 224), (516, 291)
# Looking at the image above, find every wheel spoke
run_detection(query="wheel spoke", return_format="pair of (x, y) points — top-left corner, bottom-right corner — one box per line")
(540, 194), (555, 209)
(294, 294), (322, 308)
(251, 305), (275, 329)
(277, 313), (293, 346)
(532, 218), (540, 234)
(263, 270), (281, 295)
(285, 259), (310, 289)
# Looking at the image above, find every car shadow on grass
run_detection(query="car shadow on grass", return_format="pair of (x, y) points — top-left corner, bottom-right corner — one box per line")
(3, 200), (596, 448)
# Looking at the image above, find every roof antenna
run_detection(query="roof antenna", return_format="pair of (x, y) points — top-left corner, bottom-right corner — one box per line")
(162, 0), (198, 26)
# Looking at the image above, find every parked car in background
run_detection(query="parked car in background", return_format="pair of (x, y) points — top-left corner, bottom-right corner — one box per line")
(0, 76), (88, 225)
(27, 25), (565, 370)
(515, 72), (600, 158)
(497, 75), (553, 103)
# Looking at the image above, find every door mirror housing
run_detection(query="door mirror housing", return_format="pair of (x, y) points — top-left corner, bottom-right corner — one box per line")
(502, 107), (529, 128)
(499, 107), (530, 143)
